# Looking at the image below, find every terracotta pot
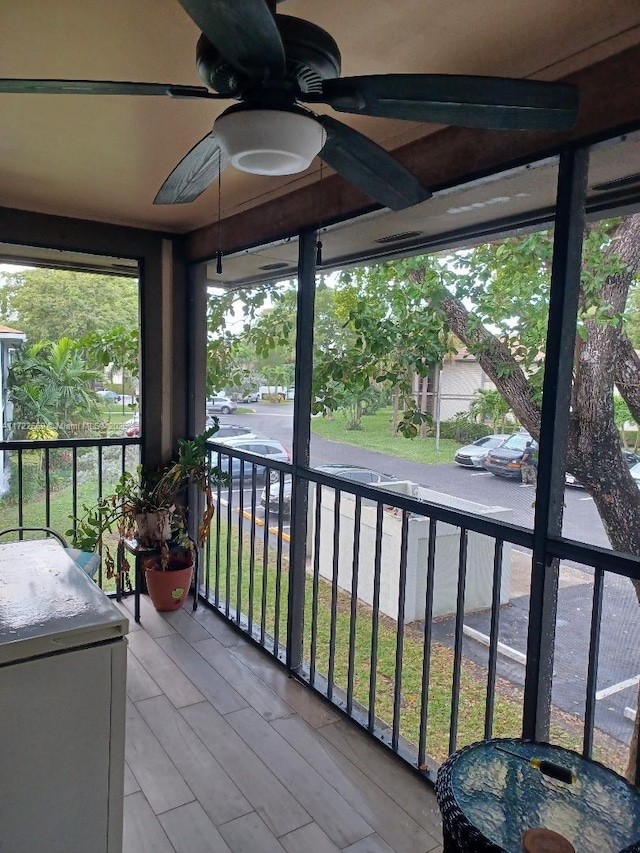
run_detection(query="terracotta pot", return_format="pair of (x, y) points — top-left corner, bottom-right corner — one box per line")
(136, 510), (172, 547)
(144, 555), (193, 611)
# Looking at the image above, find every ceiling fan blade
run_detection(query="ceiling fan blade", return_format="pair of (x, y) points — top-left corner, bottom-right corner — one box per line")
(312, 74), (579, 132)
(318, 116), (431, 211)
(0, 78), (226, 99)
(177, 0), (285, 80)
(154, 133), (228, 205)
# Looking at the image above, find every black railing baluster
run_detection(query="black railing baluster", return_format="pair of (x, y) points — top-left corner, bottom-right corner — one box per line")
(347, 495), (362, 716)
(583, 566), (604, 758)
(214, 450), (222, 606)
(310, 483), (322, 686)
(327, 489), (341, 701)
(449, 527), (468, 756)
(273, 470), (285, 655)
(485, 539), (505, 741)
(97, 445), (104, 588)
(368, 502), (384, 733)
(418, 518), (437, 770)
(17, 449), (23, 529)
(72, 446), (78, 527)
(260, 473), (271, 648)
(236, 463), (245, 626)
(392, 509), (409, 753)
(225, 457), (233, 618)
(45, 448), (51, 529)
(248, 466), (257, 634)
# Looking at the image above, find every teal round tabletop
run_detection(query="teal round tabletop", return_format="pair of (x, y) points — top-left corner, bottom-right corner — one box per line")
(438, 739), (640, 852)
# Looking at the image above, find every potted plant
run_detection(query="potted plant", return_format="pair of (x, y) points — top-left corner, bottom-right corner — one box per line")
(69, 425), (228, 610)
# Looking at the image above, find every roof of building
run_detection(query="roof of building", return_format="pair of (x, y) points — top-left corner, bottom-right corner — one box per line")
(0, 324), (26, 338)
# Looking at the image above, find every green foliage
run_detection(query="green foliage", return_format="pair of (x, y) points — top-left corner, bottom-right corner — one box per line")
(78, 326), (139, 377)
(8, 337), (100, 436)
(437, 415), (494, 444)
(0, 268), (138, 344)
(70, 426), (229, 578)
(4, 454), (43, 504)
(469, 388), (513, 431)
(311, 408), (459, 463)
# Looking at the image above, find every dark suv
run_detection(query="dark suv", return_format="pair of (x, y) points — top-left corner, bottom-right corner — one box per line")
(483, 432), (538, 479)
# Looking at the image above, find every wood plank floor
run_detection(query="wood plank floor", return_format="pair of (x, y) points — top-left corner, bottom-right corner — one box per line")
(117, 596), (444, 853)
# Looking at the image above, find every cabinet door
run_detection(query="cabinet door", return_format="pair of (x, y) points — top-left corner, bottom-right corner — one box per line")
(0, 642), (122, 853)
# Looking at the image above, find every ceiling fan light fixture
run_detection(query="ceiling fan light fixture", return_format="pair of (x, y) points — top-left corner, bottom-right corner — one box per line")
(215, 108), (326, 176)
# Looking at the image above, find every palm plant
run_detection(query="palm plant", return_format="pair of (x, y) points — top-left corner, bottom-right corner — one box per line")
(8, 338), (100, 436)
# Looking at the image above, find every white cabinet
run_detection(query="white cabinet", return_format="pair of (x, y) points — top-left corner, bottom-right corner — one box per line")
(0, 539), (128, 853)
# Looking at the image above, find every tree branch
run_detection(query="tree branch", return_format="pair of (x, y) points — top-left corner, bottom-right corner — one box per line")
(408, 269), (542, 435)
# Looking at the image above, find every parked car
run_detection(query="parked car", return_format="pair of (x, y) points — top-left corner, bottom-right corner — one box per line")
(209, 435), (290, 479)
(261, 464), (399, 516)
(237, 390), (260, 403)
(483, 432), (538, 479)
(566, 450), (640, 488)
(629, 461), (640, 488)
(454, 434), (510, 468)
(206, 396), (237, 415)
(96, 389), (121, 402)
(210, 422), (255, 439)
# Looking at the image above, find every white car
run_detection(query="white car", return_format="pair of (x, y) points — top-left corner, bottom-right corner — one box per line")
(454, 434), (510, 468)
(625, 460), (640, 488)
(206, 396), (237, 415)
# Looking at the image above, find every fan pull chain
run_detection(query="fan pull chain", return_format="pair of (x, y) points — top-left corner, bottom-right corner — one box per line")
(316, 160), (323, 267)
(216, 148), (223, 275)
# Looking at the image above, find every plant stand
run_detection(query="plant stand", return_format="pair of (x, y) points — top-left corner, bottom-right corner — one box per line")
(116, 537), (200, 623)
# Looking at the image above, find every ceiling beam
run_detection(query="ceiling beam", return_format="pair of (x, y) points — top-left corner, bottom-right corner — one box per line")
(185, 42), (640, 264)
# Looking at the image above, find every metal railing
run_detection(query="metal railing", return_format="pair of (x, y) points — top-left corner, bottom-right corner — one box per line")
(203, 443), (640, 783)
(4, 436), (636, 782)
(0, 437), (141, 589)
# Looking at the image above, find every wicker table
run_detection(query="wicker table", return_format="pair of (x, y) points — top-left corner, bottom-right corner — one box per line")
(435, 739), (640, 852)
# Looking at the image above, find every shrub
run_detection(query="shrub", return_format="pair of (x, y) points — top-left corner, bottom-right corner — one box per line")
(2, 453), (44, 504)
(439, 416), (493, 444)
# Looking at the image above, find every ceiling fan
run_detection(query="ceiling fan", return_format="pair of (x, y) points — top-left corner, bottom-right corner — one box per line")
(0, 0), (580, 211)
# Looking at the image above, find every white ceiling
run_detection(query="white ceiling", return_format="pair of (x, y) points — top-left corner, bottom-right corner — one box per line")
(2, 1), (640, 233)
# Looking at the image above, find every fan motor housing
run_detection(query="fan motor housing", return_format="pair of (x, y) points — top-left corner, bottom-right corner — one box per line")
(196, 15), (341, 96)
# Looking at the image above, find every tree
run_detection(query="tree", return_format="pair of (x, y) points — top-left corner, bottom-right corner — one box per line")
(206, 281), (292, 394)
(0, 268), (138, 343)
(395, 216), (640, 778)
(78, 326), (140, 407)
(8, 338), (100, 436)
(205, 218), (640, 776)
(469, 388), (514, 431)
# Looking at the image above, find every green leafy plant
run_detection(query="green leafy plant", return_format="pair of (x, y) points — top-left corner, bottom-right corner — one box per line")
(68, 425), (229, 580)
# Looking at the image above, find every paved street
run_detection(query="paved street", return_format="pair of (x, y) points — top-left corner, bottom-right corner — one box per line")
(217, 402), (609, 547)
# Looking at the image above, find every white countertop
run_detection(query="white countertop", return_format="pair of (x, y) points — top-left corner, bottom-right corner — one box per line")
(0, 539), (128, 664)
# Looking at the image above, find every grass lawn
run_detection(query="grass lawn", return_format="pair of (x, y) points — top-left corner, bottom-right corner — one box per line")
(206, 521), (627, 775)
(311, 408), (459, 465)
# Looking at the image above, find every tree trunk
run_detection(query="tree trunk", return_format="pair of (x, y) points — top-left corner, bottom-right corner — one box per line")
(615, 334), (640, 424)
(420, 375), (429, 438)
(411, 213), (640, 781)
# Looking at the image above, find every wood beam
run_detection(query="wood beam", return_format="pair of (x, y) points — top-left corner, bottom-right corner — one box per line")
(0, 206), (189, 467)
(185, 42), (640, 263)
